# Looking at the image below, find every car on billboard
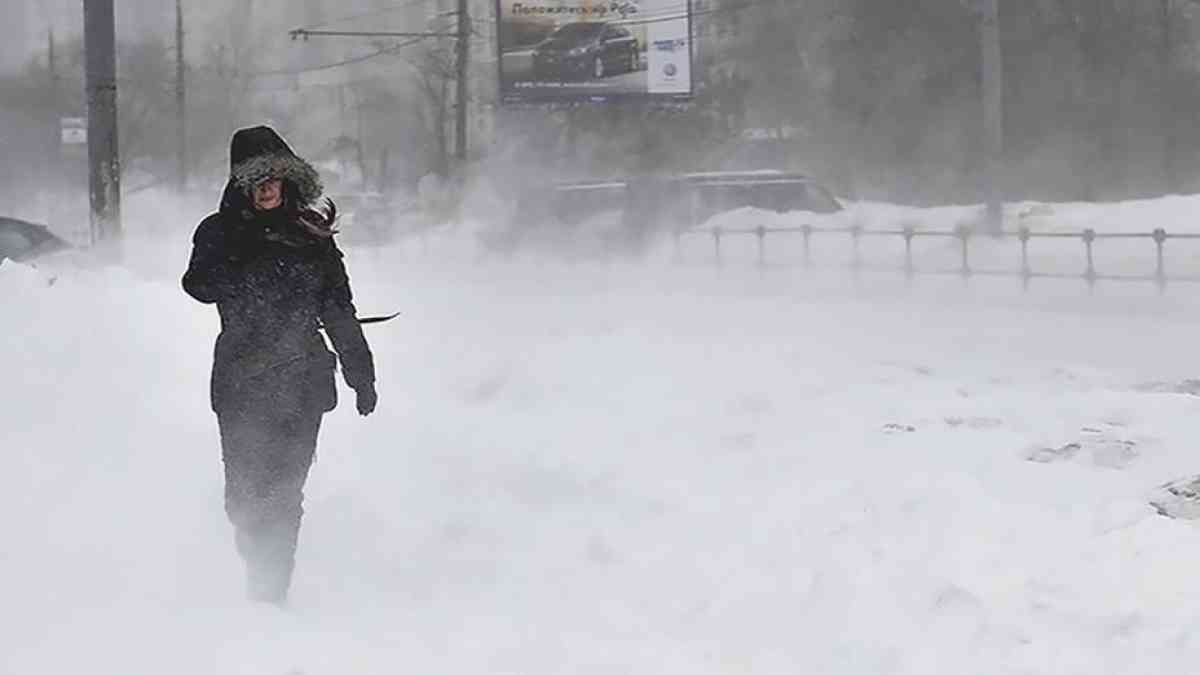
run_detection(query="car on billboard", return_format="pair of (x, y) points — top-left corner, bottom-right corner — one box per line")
(532, 22), (640, 81)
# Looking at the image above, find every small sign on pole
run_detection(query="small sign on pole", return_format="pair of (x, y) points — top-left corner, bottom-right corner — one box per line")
(61, 117), (87, 145)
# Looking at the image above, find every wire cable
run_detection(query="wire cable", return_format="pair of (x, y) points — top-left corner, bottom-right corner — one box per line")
(249, 36), (426, 77)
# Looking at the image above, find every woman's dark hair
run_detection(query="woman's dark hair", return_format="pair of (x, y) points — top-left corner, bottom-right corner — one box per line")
(256, 180), (337, 239)
(288, 183), (338, 239)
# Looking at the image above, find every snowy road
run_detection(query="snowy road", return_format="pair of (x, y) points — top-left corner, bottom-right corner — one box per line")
(6, 240), (1200, 674)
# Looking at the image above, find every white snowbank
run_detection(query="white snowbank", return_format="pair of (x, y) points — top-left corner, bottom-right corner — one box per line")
(692, 194), (1200, 236)
(670, 194), (1200, 281)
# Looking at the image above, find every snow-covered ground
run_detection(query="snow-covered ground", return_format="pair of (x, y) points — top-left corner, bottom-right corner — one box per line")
(8, 193), (1200, 674)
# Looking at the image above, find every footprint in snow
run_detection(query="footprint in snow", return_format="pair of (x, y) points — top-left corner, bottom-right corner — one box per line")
(1025, 427), (1139, 468)
(1134, 379), (1200, 396)
(1151, 476), (1200, 520)
(944, 416), (1004, 430)
(1026, 442), (1083, 464)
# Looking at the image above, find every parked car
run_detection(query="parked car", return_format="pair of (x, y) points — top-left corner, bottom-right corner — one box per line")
(681, 171), (844, 224)
(0, 217), (70, 263)
(493, 171), (844, 256)
(532, 22), (640, 81)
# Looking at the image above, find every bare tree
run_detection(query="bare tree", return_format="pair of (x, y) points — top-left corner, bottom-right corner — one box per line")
(406, 42), (456, 177)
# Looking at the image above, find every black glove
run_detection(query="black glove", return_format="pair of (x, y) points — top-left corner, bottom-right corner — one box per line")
(355, 382), (378, 416)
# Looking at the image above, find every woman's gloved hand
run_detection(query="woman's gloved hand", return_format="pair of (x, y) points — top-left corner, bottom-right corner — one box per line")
(355, 382), (378, 416)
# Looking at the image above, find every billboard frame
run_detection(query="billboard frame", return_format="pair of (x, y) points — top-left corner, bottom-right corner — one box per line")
(493, 0), (695, 105)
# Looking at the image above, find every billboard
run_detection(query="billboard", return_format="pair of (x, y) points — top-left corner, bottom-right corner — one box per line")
(495, 0), (693, 104)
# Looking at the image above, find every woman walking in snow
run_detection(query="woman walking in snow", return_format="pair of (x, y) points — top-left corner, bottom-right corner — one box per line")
(183, 125), (378, 604)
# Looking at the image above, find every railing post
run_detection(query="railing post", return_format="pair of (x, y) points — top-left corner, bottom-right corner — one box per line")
(1019, 227), (1031, 292)
(850, 225), (862, 280)
(801, 224), (812, 268)
(1154, 228), (1167, 294)
(756, 225), (766, 270)
(713, 227), (722, 267)
(903, 226), (915, 283)
(1082, 228), (1097, 293)
(956, 224), (972, 282)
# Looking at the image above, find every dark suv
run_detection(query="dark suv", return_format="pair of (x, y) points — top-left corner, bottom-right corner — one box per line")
(532, 22), (639, 81)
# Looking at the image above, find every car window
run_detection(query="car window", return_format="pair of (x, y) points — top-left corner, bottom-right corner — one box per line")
(691, 180), (842, 215)
(702, 185), (749, 213)
(802, 184), (842, 213)
(0, 229), (32, 259)
(554, 185), (627, 225)
(553, 23), (605, 40)
(755, 183), (812, 213)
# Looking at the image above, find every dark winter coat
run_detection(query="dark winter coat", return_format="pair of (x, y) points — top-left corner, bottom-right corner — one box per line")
(183, 127), (375, 415)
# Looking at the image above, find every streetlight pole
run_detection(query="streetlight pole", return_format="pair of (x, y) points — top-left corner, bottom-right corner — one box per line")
(981, 0), (1004, 233)
(176, 0), (188, 192)
(454, 0), (470, 165)
(1161, 0), (1176, 192)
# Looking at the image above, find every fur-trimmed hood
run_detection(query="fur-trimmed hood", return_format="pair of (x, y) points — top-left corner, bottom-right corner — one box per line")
(231, 153), (323, 206)
(223, 126), (324, 209)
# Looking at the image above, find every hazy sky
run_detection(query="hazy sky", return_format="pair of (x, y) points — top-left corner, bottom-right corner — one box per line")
(0, 0), (412, 74)
(2, 0), (173, 71)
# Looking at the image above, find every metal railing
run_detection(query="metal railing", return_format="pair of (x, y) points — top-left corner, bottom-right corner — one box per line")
(676, 224), (1200, 293)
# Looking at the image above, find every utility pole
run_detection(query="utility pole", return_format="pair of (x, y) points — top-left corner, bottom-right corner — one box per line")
(454, 0), (470, 164)
(47, 29), (60, 230)
(981, 0), (1004, 233)
(176, 0), (188, 192)
(48, 29), (57, 91)
(1160, 0), (1175, 193)
(84, 0), (121, 246)
(48, 29), (59, 157)
(356, 98), (368, 192)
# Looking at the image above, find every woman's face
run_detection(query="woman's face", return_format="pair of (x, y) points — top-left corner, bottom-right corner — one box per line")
(252, 179), (283, 211)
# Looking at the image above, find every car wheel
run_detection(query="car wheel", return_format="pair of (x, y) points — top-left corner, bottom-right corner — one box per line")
(593, 56), (605, 79)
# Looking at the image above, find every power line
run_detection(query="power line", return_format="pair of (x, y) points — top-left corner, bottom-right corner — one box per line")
(251, 72), (399, 91)
(613, 0), (785, 28)
(249, 37), (426, 77)
(291, 29), (456, 39)
(269, 0), (782, 79)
